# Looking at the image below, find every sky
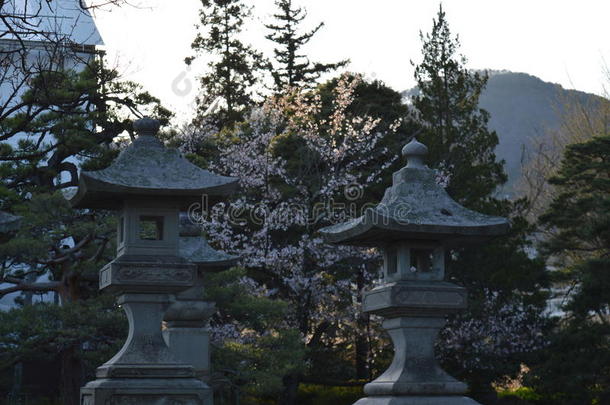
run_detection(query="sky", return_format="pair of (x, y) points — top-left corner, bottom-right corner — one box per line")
(91, 0), (610, 123)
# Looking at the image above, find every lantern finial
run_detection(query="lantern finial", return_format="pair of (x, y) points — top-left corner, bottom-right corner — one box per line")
(133, 116), (160, 136)
(401, 137), (428, 168)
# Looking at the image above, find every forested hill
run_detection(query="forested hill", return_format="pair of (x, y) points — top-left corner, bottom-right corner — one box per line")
(403, 71), (604, 196)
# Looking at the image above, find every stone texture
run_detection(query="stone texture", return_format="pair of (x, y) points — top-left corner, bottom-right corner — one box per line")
(80, 377), (210, 405)
(99, 256), (195, 294)
(362, 281), (466, 318)
(319, 139), (509, 246)
(94, 293), (194, 379)
(69, 120), (238, 210)
(363, 317), (465, 396)
(353, 396), (481, 405)
(163, 326), (213, 381)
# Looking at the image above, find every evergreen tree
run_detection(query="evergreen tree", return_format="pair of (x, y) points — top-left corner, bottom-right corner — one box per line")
(265, 0), (348, 91)
(411, 6), (548, 400)
(188, 0), (267, 129)
(529, 134), (610, 404)
(412, 4), (506, 208)
(203, 267), (306, 403)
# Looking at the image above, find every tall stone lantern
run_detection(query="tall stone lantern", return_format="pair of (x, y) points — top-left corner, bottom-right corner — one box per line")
(70, 117), (238, 405)
(319, 139), (509, 405)
(163, 214), (239, 383)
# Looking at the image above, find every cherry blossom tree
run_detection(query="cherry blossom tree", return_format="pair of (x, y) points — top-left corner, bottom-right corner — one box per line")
(437, 290), (548, 390)
(187, 73), (400, 402)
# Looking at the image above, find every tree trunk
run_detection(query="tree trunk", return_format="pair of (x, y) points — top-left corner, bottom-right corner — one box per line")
(59, 345), (84, 405)
(355, 267), (370, 379)
(355, 312), (370, 379)
(469, 379), (498, 405)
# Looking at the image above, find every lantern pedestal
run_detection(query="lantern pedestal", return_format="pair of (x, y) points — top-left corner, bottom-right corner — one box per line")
(80, 258), (210, 405)
(354, 281), (479, 404)
(354, 396), (480, 405)
(163, 220), (240, 390)
(163, 323), (213, 380)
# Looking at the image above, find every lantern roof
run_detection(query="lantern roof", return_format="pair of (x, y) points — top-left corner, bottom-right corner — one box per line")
(0, 211), (21, 234)
(178, 215), (239, 270)
(319, 138), (509, 246)
(70, 118), (238, 209)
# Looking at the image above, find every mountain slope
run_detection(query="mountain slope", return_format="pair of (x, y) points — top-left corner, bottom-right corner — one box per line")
(403, 71), (605, 195)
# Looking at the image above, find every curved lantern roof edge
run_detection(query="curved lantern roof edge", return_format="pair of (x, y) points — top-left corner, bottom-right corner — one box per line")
(70, 172), (238, 209)
(318, 138), (510, 246)
(68, 118), (238, 209)
(178, 236), (240, 271)
(319, 213), (509, 246)
(177, 213), (240, 269)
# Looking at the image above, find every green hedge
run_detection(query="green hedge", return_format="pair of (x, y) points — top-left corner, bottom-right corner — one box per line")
(296, 384), (364, 405)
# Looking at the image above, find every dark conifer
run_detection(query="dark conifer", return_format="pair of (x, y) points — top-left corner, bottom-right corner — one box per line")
(265, 0), (348, 91)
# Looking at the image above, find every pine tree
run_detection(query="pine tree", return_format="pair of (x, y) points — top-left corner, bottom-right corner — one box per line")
(530, 134), (610, 403)
(412, 4), (506, 208)
(0, 59), (170, 404)
(265, 0), (348, 91)
(188, 0), (267, 129)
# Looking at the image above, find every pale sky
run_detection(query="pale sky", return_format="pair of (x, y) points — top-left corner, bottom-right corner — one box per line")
(92, 0), (610, 123)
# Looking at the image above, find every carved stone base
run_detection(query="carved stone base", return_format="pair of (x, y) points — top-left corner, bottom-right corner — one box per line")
(80, 377), (210, 405)
(353, 396), (481, 405)
(363, 317), (466, 396)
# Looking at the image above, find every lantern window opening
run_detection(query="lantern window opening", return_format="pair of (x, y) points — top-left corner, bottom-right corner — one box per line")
(385, 245), (398, 275)
(118, 216), (125, 244)
(410, 248), (434, 273)
(139, 215), (164, 241)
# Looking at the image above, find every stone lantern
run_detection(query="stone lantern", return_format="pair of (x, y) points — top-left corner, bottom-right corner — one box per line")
(70, 117), (238, 405)
(163, 214), (239, 383)
(319, 139), (509, 405)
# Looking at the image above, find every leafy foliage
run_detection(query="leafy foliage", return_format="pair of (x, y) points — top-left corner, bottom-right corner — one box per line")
(203, 267), (305, 403)
(185, 74), (410, 402)
(0, 296), (126, 373)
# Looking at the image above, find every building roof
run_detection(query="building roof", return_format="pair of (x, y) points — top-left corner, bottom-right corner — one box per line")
(319, 139), (509, 246)
(0, 211), (21, 234)
(69, 118), (238, 209)
(0, 0), (103, 46)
